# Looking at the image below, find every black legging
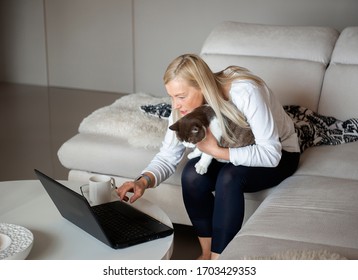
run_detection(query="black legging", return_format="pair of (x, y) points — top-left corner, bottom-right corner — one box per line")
(181, 150), (300, 254)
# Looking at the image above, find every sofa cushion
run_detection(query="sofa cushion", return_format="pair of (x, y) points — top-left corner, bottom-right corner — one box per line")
(200, 21), (339, 111)
(201, 22), (338, 63)
(296, 141), (358, 180)
(330, 27), (358, 65)
(57, 133), (185, 185)
(202, 55), (327, 110)
(319, 27), (358, 120)
(221, 175), (358, 259)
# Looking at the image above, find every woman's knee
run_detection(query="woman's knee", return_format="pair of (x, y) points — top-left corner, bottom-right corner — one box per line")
(181, 158), (215, 194)
(216, 164), (248, 191)
(182, 158), (199, 187)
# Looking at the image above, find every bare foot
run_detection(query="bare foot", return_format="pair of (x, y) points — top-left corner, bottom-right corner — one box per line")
(196, 254), (211, 260)
(211, 252), (220, 260)
(196, 253), (220, 260)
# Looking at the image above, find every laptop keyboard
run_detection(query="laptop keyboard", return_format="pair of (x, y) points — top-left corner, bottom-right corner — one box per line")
(92, 202), (155, 242)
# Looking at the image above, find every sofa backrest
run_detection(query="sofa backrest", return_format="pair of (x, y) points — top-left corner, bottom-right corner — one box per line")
(200, 21), (339, 111)
(318, 27), (358, 120)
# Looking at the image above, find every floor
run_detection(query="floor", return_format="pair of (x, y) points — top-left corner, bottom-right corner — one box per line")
(0, 82), (201, 260)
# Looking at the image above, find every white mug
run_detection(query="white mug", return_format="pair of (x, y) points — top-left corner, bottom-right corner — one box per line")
(88, 175), (116, 206)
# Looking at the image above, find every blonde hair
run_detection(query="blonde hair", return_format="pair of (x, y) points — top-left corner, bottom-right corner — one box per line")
(163, 54), (264, 145)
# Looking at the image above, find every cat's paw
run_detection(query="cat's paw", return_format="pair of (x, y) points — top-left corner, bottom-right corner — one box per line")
(187, 152), (199, 159)
(187, 148), (202, 159)
(195, 162), (208, 175)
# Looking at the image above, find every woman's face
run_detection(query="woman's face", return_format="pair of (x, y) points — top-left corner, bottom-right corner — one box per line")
(165, 77), (204, 116)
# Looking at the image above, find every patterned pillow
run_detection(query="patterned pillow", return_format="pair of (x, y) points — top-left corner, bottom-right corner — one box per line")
(284, 105), (358, 153)
(140, 103), (172, 119)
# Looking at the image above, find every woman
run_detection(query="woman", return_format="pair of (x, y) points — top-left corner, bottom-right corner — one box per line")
(117, 54), (300, 260)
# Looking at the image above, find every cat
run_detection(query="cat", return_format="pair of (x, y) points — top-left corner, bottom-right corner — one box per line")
(169, 105), (255, 174)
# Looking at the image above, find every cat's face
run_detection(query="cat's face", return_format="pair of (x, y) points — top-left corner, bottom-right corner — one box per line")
(169, 118), (206, 144)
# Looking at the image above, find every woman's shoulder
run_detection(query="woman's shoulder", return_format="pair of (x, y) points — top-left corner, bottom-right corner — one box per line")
(229, 80), (261, 100)
(230, 79), (259, 91)
(229, 79), (269, 111)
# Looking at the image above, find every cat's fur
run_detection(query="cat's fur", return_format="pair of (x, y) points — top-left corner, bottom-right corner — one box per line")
(169, 105), (255, 174)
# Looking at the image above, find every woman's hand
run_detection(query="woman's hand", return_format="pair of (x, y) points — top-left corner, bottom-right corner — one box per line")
(196, 128), (230, 161)
(196, 128), (218, 154)
(116, 179), (147, 204)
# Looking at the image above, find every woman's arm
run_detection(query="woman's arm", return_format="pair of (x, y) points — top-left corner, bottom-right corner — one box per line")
(228, 81), (282, 167)
(141, 117), (186, 186)
(197, 81), (282, 167)
(195, 128), (230, 161)
(117, 114), (186, 203)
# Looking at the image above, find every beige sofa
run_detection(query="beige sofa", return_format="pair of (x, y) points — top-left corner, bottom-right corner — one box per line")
(58, 22), (358, 259)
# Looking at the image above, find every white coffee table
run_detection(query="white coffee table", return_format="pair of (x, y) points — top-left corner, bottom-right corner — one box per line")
(0, 180), (173, 260)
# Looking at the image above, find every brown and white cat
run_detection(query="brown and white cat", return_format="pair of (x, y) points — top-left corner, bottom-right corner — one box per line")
(169, 105), (255, 174)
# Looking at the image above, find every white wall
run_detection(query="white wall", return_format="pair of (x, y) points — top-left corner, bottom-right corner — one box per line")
(1, 0), (358, 96)
(45, 0), (133, 93)
(0, 0), (47, 86)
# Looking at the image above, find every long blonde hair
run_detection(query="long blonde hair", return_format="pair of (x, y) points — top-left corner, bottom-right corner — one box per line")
(163, 54), (264, 145)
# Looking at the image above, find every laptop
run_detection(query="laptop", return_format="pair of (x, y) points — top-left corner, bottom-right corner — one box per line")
(34, 169), (173, 249)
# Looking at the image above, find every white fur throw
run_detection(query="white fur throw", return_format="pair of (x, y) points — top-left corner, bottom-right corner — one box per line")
(79, 93), (170, 149)
(242, 249), (347, 260)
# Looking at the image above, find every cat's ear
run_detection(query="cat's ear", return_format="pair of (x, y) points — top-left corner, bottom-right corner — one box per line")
(169, 122), (179, 132)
